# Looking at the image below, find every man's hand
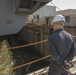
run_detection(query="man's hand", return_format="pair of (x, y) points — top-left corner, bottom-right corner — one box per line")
(64, 60), (71, 69)
(64, 60), (71, 66)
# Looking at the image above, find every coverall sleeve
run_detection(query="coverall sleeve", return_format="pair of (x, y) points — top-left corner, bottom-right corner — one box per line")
(65, 40), (76, 62)
(48, 36), (64, 64)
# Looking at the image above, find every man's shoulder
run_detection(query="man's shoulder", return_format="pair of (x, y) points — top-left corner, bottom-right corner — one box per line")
(62, 30), (73, 37)
(48, 30), (73, 40)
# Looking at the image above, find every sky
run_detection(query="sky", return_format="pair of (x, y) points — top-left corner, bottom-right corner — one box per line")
(47, 0), (76, 11)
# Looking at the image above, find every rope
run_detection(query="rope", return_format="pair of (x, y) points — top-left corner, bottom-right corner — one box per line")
(0, 55), (51, 74)
(0, 39), (48, 50)
(74, 36), (76, 38)
(0, 36), (76, 51)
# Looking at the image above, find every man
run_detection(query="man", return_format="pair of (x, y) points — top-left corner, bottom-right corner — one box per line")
(48, 14), (76, 75)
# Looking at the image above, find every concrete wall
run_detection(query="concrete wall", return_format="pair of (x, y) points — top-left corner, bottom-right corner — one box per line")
(33, 5), (56, 20)
(19, 26), (51, 56)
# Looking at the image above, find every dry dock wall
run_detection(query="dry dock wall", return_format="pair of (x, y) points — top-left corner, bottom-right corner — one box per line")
(18, 26), (51, 56)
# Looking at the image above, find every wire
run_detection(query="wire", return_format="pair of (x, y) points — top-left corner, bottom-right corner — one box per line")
(51, 1), (61, 11)
(50, 1), (67, 15)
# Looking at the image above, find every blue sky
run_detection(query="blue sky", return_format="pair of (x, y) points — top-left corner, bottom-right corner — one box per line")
(47, 0), (76, 11)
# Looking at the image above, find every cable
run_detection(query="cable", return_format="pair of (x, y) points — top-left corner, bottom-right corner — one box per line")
(51, 1), (61, 11)
(50, 1), (67, 15)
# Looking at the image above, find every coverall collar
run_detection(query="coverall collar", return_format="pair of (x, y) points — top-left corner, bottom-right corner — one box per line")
(54, 28), (64, 33)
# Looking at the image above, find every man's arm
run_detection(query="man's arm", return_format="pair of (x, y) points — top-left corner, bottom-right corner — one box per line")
(48, 36), (64, 64)
(65, 41), (76, 62)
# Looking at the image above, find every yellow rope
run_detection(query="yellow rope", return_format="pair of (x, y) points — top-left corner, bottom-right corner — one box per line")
(0, 36), (76, 51)
(0, 39), (48, 50)
(0, 55), (51, 74)
(74, 36), (76, 38)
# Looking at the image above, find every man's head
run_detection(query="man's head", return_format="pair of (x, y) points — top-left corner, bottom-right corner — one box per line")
(51, 14), (65, 31)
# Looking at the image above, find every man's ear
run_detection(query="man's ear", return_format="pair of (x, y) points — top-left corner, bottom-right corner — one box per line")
(49, 24), (54, 33)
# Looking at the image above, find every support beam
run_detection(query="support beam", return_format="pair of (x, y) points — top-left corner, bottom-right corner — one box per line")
(15, 0), (52, 15)
(32, 0), (49, 2)
(42, 0), (50, 2)
(15, 0), (21, 14)
(30, 0), (51, 13)
(31, 0), (42, 13)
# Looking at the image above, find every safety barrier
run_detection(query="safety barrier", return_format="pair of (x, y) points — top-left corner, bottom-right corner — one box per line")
(0, 35), (76, 74)
(0, 36), (76, 51)
(0, 55), (51, 74)
(0, 39), (48, 50)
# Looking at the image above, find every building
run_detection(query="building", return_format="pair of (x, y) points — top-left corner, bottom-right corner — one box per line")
(56, 9), (76, 15)
(27, 5), (56, 25)
(56, 9), (76, 27)
(33, 5), (56, 24)
(33, 5), (56, 19)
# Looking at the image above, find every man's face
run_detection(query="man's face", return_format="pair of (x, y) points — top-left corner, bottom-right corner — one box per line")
(52, 23), (57, 31)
